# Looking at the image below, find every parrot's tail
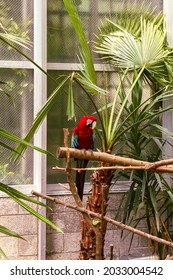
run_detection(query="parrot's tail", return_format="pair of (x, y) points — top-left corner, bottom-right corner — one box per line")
(76, 160), (88, 200)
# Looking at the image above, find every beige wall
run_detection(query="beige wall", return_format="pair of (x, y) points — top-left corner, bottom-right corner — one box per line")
(46, 193), (150, 260)
(0, 193), (151, 260)
(0, 197), (38, 260)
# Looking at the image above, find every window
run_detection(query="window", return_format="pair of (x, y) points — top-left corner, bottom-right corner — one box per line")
(0, 0), (167, 261)
(47, 0), (163, 186)
(0, 0), (164, 188)
(0, 0), (34, 185)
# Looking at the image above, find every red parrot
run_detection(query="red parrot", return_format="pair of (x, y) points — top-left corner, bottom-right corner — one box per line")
(71, 116), (97, 200)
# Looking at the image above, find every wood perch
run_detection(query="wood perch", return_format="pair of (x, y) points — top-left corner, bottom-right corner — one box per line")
(53, 165), (173, 173)
(57, 147), (173, 173)
(57, 147), (149, 166)
(62, 129), (83, 208)
(61, 128), (98, 234)
(55, 131), (173, 259)
(32, 190), (173, 249)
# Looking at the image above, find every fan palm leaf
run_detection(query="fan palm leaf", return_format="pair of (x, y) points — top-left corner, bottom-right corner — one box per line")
(96, 18), (171, 87)
(98, 1), (163, 39)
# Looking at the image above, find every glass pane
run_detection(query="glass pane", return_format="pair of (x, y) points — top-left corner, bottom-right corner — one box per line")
(0, 0), (34, 61)
(47, 0), (163, 63)
(47, 70), (91, 184)
(0, 69), (34, 184)
(47, 70), (120, 184)
(47, 0), (164, 184)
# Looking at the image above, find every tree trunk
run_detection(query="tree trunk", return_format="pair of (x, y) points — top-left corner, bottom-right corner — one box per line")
(79, 163), (113, 260)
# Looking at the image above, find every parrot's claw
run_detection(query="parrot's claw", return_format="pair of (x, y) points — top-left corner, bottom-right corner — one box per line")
(81, 149), (93, 156)
(88, 149), (94, 156)
(81, 149), (87, 155)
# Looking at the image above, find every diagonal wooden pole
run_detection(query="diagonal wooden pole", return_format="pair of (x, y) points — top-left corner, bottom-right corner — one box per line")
(32, 190), (173, 249)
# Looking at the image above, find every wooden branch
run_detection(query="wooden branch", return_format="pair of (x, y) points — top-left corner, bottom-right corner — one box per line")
(32, 190), (173, 249)
(52, 165), (173, 173)
(63, 128), (70, 149)
(110, 244), (114, 260)
(61, 128), (100, 234)
(57, 147), (173, 173)
(62, 129), (83, 208)
(145, 158), (173, 169)
(57, 147), (149, 166)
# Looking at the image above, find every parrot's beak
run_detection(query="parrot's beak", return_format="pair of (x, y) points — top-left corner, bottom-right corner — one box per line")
(92, 121), (97, 129)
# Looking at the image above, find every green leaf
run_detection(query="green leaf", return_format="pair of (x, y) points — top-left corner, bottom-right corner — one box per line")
(67, 74), (75, 120)
(0, 32), (31, 49)
(0, 225), (26, 240)
(0, 247), (8, 260)
(63, 0), (97, 86)
(12, 76), (69, 161)
(149, 186), (160, 231)
(11, 196), (63, 233)
(0, 128), (54, 158)
(96, 17), (172, 87)
(0, 140), (19, 153)
(0, 183), (62, 233)
(0, 183), (50, 209)
(152, 124), (173, 140)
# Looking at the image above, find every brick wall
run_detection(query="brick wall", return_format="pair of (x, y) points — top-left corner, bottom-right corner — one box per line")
(46, 193), (150, 260)
(0, 192), (155, 260)
(0, 197), (38, 260)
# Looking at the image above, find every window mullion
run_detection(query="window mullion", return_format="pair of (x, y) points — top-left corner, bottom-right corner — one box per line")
(33, 0), (47, 260)
(164, 0), (173, 47)
(163, 0), (173, 160)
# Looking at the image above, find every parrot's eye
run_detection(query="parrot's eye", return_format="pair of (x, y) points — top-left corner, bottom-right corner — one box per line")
(86, 119), (93, 126)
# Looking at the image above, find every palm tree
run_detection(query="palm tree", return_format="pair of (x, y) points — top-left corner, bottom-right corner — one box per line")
(95, 2), (173, 259)
(60, 0), (173, 259)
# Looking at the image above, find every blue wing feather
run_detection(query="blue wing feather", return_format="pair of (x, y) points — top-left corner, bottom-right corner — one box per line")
(71, 133), (78, 148)
(92, 132), (96, 149)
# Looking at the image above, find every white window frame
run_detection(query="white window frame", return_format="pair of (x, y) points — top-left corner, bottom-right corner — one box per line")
(33, 0), (47, 260)
(163, 0), (173, 159)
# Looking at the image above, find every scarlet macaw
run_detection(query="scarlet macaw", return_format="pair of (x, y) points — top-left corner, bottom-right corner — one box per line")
(71, 116), (97, 200)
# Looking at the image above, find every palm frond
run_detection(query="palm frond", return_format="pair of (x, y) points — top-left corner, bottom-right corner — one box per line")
(0, 247), (8, 260)
(0, 182), (62, 233)
(98, 1), (164, 41)
(12, 76), (69, 161)
(0, 22), (32, 49)
(63, 0), (97, 87)
(0, 128), (53, 158)
(0, 183), (50, 208)
(96, 18), (168, 71)
(0, 225), (26, 240)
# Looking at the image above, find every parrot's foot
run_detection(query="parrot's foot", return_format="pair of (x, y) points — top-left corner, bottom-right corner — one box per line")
(81, 149), (87, 155)
(87, 149), (94, 156)
(81, 149), (93, 156)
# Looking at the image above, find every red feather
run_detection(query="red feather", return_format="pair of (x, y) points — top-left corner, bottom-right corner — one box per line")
(71, 116), (97, 200)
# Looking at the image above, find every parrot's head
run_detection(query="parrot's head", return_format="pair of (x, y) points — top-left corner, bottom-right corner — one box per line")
(78, 116), (97, 130)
